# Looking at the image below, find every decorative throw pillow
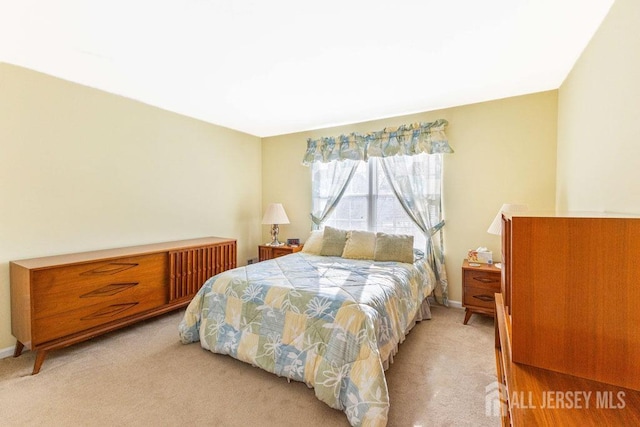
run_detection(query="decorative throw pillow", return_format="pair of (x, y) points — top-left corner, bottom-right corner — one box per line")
(374, 233), (415, 264)
(301, 230), (323, 255)
(342, 230), (377, 260)
(320, 226), (348, 256)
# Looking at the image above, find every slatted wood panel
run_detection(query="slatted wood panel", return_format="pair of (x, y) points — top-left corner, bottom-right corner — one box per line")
(169, 241), (237, 302)
(215, 241), (237, 274)
(259, 246), (272, 261)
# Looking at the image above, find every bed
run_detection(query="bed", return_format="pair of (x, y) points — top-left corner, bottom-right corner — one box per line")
(179, 229), (436, 426)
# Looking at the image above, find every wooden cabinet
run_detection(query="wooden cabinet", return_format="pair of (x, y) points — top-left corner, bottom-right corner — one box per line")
(495, 293), (640, 426)
(495, 213), (640, 425)
(462, 260), (501, 324)
(502, 214), (640, 389)
(258, 244), (302, 262)
(10, 236), (236, 374)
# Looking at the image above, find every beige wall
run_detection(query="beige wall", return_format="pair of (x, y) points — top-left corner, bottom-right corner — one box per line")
(557, 0), (640, 214)
(0, 63), (263, 350)
(262, 91), (558, 304)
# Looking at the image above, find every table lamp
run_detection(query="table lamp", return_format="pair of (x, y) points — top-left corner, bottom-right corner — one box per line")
(487, 203), (528, 268)
(262, 203), (290, 246)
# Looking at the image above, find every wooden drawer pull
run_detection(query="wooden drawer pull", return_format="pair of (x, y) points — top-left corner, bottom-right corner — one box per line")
(473, 294), (495, 302)
(80, 282), (139, 298)
(473, 277), (497, 284)
(81, 303), (139, 320)
(80, 263), (138, 276)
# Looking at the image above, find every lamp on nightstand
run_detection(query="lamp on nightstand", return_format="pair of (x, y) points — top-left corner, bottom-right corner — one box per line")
(262, 203), (290, 246)
(487, 203), (528, 268)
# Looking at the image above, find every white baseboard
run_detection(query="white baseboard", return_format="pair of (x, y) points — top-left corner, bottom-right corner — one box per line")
(0, 345), (15, 359)
(447, 300), (462, 309)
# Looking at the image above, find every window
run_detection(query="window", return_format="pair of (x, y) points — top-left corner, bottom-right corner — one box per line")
(312, 157), (429, 249)
(305, 120), (450, 303)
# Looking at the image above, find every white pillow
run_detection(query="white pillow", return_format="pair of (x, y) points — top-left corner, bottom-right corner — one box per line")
(342, 230), (376, 260)
(301, 230), (323, 255)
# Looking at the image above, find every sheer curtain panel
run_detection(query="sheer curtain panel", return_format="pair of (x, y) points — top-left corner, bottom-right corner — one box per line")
(310, 159), (359, 229)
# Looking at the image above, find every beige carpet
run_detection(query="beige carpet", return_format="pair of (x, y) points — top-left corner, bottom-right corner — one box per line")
(0, 305), (499, 426)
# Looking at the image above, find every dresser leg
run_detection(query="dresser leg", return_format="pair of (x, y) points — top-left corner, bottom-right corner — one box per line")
(13, 340), (25, 357)
(32, 350), (47, 375)
(463, 309), (472, 325)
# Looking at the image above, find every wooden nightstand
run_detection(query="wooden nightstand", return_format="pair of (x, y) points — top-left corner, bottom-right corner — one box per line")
(462, 259), (501, 324)
(258, 245), (303, 262)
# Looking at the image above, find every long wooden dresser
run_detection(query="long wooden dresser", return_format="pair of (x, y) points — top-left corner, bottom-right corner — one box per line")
(10, 236), (236, 374)
(495, 213), (640, 425)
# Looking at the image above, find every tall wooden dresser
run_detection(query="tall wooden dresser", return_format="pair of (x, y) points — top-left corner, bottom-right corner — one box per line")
(10, 236), (236, 374)
(494, 214), (640, 425)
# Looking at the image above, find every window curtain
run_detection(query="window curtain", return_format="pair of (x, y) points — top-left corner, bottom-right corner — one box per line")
(377, 153), (448, 304)
(365, 119), (452, 157)
(304, 135), (366, 228)
(309, 159), (359, 229)
(303, 119), (453, 304)
(302, 134), (367, 165)
(367, 120), (451, 304)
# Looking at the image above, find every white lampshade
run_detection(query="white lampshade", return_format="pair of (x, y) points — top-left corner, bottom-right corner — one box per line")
(262, 203), (290, 225)
(487, 203), (528, 235)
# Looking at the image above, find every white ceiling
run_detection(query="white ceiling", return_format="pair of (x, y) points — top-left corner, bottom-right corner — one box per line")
(1, 0), (614, 137)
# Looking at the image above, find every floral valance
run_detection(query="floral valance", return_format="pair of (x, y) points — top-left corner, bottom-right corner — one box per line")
(302, 119), (452, 165)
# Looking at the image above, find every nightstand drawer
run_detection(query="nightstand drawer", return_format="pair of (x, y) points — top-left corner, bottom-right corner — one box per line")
(258, 245), (303, 262)
(272, 247), (294, 258)
(463, 285), (498, 311)
(463, 269), (501, 291)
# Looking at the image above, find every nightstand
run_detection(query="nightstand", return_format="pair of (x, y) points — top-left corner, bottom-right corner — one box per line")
(462, 259), (501, 324)
(258, 244), (303, 262)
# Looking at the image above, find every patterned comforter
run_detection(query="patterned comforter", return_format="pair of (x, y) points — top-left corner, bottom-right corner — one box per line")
(179, 252), (434, 426)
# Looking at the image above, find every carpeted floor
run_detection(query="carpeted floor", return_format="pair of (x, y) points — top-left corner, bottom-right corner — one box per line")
(0, 305), (499, 426)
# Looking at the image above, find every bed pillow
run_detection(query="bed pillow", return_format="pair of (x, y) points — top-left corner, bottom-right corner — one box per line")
(342, 230), (377, 260)
(374, 233), (415, 264)
(320, 226), (348, 256)
(301, 230), (323, 255)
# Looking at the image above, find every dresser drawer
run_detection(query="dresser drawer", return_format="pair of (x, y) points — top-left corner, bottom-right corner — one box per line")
(32, 283), (167, 344)
(463, 269), (501, 291)
(463, 285), (498, 311)
(32, 253), (167, 318)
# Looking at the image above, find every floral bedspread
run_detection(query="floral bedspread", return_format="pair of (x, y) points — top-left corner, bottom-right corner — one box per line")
(179, 252), (434, 426)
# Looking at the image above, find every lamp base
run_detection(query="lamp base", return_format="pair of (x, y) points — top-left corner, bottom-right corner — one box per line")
(267, 224), (284, 247)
